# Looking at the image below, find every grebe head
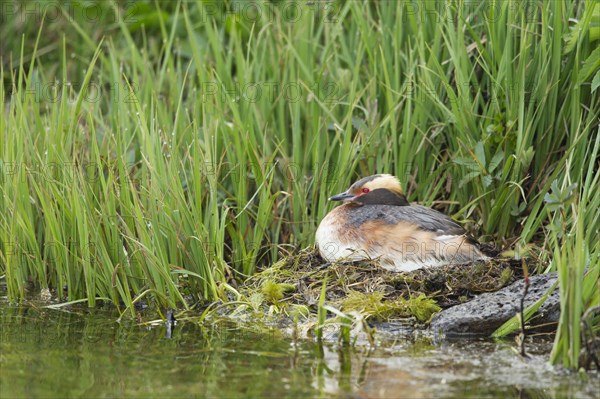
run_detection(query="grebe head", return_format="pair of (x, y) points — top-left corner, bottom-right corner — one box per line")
(329, 174), (408, 206)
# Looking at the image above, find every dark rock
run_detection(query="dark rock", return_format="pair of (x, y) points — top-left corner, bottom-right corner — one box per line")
(430, 273), (559, 337)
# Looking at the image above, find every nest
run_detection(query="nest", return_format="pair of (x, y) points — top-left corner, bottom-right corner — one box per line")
(242, 247), (523, 322)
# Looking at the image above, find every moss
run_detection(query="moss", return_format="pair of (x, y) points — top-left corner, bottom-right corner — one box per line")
(499, 267), (514, 287)
(341, 291), (441, 322)
(407, 294), (442, 322)
(261, 280), (295, 304)
(342, 291), (396, 320)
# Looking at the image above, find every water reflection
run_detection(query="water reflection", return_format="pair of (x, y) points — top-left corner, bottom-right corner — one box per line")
(0, 300), (597, 398)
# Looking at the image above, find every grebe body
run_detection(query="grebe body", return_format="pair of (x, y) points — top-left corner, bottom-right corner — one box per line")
(315, 174), (487, 272)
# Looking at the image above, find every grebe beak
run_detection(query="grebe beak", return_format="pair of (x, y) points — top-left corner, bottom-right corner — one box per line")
(329, 191), (355, 201)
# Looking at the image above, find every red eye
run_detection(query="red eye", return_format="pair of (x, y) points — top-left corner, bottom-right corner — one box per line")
(361, 188), (370, 193)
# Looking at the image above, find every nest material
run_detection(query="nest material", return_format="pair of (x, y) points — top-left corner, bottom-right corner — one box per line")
(243, 247), (523, 322)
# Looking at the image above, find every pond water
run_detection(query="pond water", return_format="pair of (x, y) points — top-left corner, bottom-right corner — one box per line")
(1, 290), (598, 398)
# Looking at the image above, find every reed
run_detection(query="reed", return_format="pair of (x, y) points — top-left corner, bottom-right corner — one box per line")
(1, 0), (598, 368)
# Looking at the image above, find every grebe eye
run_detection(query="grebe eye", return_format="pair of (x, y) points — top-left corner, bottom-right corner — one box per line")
(361, 188), (370, 193)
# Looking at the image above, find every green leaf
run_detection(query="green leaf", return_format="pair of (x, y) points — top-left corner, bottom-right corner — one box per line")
(592, 70), (600, 92)
(481, 174), (493, 188)
(563, 26), (580, 55)
(510, 202), (527, 217)
(459, 171), (481, 188)
(578, 47), (600, 83)
(351, 117), (369, 133)
(474, 141), (486, 166)
(564, 1), (598, 54)
(453, 157), (480, 170)
(544, 180), (578, 211)
(592, 2), (600, 41)
(519, 147), (535, 168)
(488, 150), (505, 173)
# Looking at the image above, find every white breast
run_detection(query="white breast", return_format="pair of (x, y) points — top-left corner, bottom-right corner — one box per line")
(315, 213), (366, 262)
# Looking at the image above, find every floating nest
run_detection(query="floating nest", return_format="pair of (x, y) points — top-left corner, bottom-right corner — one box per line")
(241, 246), (524, 323)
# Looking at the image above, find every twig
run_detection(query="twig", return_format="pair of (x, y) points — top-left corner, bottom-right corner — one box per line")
(518, 259), (530, 358)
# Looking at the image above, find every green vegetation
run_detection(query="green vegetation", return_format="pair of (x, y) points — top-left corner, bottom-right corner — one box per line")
(342, 291), (441, 322)
(237, 247), (522, 330)
(1, 1), (598, 369)
(260, 280), (295, 304)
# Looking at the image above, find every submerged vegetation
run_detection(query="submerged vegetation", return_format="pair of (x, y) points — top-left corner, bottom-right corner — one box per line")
(1, 1), (598, 369)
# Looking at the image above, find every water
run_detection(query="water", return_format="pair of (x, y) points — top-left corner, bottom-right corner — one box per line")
(1, 294), (598, 398)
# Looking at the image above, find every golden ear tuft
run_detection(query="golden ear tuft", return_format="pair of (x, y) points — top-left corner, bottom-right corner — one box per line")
(364, 174), (404, 194)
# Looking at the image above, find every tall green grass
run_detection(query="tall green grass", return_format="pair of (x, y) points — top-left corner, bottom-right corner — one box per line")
(1, 0), (598, 367)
